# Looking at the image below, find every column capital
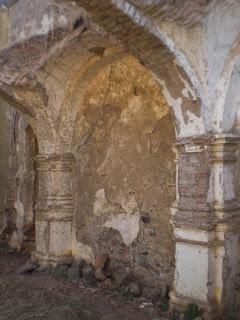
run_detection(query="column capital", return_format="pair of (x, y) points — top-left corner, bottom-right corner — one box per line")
(174, 134), (240, 152)
(207, 134), (240, 163)
(174, 136), (210, 154)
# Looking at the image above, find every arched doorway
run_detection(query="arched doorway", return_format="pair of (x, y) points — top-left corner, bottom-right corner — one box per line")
(67, 53), (176, 293)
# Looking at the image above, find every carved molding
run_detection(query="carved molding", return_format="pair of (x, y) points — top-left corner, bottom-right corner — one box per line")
(35, 154), (75, 171)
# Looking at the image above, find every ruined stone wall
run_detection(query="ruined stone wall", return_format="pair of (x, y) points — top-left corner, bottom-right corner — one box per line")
(0, 101), (37, 251)
(73, 55), (176, 291)
(1, 0), (240, 317)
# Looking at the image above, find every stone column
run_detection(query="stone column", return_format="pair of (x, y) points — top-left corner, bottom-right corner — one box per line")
(33, 154), (75, 266)
(207, 135), (240, 318)
(170, 135), (240, 319)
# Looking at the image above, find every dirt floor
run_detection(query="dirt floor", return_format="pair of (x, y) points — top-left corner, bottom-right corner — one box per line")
(0, 242), (172, 320)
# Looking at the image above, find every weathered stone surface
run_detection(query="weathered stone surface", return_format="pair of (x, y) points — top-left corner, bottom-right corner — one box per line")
(67, 264), (81, 282)
(82, 264), (97, 286)
(100, 278), (114, 290)
(73, 54), (175, 291)
(108, 260), (135, 287)
(94, 253), (109, 270)
(16, 260), (38, 274)
(127, 281), (142, 297)
(95, 268), (107, 282)
(0, 1), (240, 319)
(143, 285), (163, 301)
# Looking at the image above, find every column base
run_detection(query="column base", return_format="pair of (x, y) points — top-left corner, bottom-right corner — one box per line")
(170, 291), (221, 320)
(32, 251), (73, 267)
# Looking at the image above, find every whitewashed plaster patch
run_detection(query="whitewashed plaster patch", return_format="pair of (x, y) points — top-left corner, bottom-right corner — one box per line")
(178, 72), (197, 100)
(158, 79), (205, 137)
(158, 80), (205, 137)
(58, 15), (68, 28)
(104, 212), (140, 246)
(36, 14), (54, 36)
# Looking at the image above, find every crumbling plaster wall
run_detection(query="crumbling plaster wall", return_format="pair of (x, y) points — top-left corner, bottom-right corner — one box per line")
(72, 55), (176, 289)
(1, 0), (240, 310)
(0, 0), (205, 140)
(73, 0), (240, 136)
(0, 0), (85, 50)
(2, 0), (240, 136)
(160, 0), (240, 134)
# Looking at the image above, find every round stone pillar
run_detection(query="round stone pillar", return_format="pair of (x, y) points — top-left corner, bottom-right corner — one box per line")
(33, 154), (74, 266)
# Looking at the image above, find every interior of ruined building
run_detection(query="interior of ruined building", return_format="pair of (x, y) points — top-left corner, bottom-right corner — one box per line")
(1, 1), (240, 320)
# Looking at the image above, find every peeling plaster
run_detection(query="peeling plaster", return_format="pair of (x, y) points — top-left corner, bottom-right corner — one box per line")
(208, 163), (235, 204)
(58, 15), (68, 28)
(159, 79), (205, 137)
(5, 0), (84, 48)
(94, 189), (140, 246)
(111, 0), (204, 105)
(178, 71), (197, 101)
(36, 14), (54, 36)
(104, 212), (140, 246)
(93, 189), (114, 216)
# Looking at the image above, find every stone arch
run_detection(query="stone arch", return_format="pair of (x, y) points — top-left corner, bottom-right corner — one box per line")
(16, 8), (208, 289)
(222, 58), (240, 133)
(73, 0), (206, 139)
(59, 49), (142, 148)
(45, 39), (202, 146)
(1, 1), (240, 317)
(0, 85), (57, 154)
(0, 5), (206, 145)
(2, 29), (181, 268)
(0, 33), (83, 263)
(0, 22), (88, 153)
(0, 0), (209, 300)
(211, 34), (240, 133)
